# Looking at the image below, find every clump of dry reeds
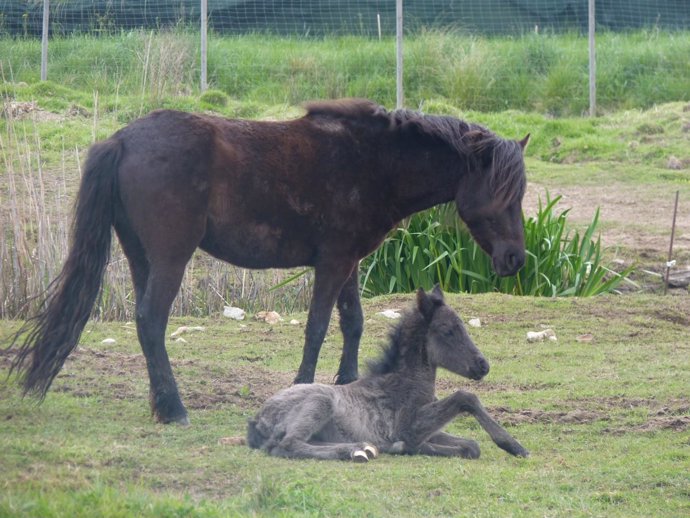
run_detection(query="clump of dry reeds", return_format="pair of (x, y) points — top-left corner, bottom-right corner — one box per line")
(0, 106), (313, 321)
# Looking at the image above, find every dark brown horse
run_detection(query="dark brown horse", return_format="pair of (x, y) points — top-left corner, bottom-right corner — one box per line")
(9, 99), (528, 425)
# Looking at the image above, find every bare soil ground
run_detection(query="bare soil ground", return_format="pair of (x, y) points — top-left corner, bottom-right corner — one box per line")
(524, 181), (690, 288)
(3, 344), (687, 435)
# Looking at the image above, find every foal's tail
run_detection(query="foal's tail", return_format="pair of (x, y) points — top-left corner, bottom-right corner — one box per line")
(8, 138), (123, 398)
(247, 418), (267, 450)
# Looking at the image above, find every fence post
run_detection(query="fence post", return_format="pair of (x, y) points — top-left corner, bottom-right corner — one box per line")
(40, 0), (49, 81)
(200, 0), (208, 92)
(396, 0), (403, 109)
(588, 0), (596, 116)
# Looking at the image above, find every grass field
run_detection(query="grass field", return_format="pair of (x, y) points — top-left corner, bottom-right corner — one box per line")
(1, 30), (689, 517)
(1, 292), (689, 517)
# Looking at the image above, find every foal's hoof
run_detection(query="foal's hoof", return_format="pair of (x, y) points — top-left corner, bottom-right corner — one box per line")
(363, 444), (379, 459)
(352, 443), (378, 462)
(352, 450), (369, 463)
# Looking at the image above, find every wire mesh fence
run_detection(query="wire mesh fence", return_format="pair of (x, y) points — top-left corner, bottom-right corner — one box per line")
(1, 1), (689, 114)
(3, 1), (689, 37)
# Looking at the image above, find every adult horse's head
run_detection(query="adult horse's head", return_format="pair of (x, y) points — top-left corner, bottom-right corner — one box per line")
(454, 129), (529, 277)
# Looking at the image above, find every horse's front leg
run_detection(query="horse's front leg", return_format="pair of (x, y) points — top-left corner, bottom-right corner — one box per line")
(335, 269), (363, 384)
(294, 260), (357, 384)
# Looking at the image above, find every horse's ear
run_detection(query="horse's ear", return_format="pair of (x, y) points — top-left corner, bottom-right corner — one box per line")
(417, 287), (435, 320)
(518, 133), (531, 151)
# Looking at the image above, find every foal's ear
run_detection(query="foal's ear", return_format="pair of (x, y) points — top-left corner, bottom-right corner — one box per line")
(417, 288), (435, 320)
(518, 133), (531, 151)
(417, 286), (444, 320)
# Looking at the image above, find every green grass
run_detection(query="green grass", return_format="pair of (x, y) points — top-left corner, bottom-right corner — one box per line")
(3, 30), (690, 114)
(360, 195), (635, 297)
(1, 292), (689, 516)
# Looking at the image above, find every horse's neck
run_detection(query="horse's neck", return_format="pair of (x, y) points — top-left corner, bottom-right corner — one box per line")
(387, 144), (462, 219)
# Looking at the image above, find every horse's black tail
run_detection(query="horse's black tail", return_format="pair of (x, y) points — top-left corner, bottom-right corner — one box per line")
(8, 138), (123, 398)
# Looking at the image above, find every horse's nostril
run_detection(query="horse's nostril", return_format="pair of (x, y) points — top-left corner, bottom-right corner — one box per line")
(506, 251), (524, 273)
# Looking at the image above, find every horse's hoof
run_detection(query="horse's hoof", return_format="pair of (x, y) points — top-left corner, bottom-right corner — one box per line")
(352, 450), (369, 463)
(363, 444), (379, 459)
(157, 413), (190, 426)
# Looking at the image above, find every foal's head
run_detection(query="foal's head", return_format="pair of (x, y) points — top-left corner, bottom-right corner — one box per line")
(418, 286), (489, 380)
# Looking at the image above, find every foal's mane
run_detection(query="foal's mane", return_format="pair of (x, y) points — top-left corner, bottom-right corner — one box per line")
(304, 99), (525, 206)
(366, 309), (427, 377)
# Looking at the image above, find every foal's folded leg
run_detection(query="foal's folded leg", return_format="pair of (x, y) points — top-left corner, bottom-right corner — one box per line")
(271, 439), (378, 462)
(267, 394), (378, 461)
(419, 431), (480, 459)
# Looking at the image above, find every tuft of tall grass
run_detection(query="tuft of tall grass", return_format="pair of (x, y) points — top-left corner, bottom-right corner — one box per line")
(360, 195), (635, 298)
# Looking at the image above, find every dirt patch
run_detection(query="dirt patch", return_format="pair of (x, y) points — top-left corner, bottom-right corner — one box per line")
(1, 100), (64, 122)
(491, 407), (607, 426)
(524, 181), (690, 274)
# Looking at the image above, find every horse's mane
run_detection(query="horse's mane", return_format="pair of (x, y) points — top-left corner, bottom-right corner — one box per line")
(304, 99), (525, 206)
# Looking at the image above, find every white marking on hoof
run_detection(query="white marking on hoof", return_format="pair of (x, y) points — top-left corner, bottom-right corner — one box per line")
(363, 444), (379, 459)
(352, 450), (369, 463)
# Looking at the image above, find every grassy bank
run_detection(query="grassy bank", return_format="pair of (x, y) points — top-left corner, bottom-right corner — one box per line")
(1, 292), (688, 516)
(3, 30), (690, 114)
(2, 77), (690, 318)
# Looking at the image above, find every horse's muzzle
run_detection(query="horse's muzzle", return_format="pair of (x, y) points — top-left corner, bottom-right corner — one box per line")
(493, 247), (525, 277)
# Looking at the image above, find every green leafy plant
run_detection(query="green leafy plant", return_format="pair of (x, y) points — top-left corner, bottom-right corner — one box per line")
(360, 195), (635, 297)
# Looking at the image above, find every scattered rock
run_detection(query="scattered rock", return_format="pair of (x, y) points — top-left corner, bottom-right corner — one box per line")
(378, 309), (401, 319)
(468, 318), (481, 328)
(170, 325), (205, 338)
(174, 337), (188, 344)
(223, 306), (246, 320)
(576, 333), (594, 343)
(526, 329), (557, 343)
(667, 156), (682, 170)
(101, 338), (116, 345)
(667, 269), (690, 288)
(218, 436), (246, 446)
(289, 319), (300, 325)
(255, 311), (282, 324)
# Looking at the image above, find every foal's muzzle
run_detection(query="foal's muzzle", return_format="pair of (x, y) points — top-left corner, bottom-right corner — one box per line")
(470, 357), (490, 380)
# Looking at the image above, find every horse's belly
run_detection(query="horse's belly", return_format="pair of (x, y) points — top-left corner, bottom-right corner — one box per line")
(200, 221), (315, 268)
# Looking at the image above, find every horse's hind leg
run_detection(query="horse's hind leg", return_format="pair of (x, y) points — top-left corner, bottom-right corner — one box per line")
(335, 270), (363, 384)
(116, 215), (193, 424)
(136, 260), (191, 424)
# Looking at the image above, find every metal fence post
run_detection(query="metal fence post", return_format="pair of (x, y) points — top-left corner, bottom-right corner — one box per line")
(41, 0), (49, 81)
(588, 0), (596, 116)
(396, 0), (403, 109)
(200, 0), (208, 92)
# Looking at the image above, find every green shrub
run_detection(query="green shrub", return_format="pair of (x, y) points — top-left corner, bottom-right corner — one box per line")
(359, 195), (635, 297)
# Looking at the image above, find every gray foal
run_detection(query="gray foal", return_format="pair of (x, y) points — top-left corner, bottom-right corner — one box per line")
(248, 286), (528, 462)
